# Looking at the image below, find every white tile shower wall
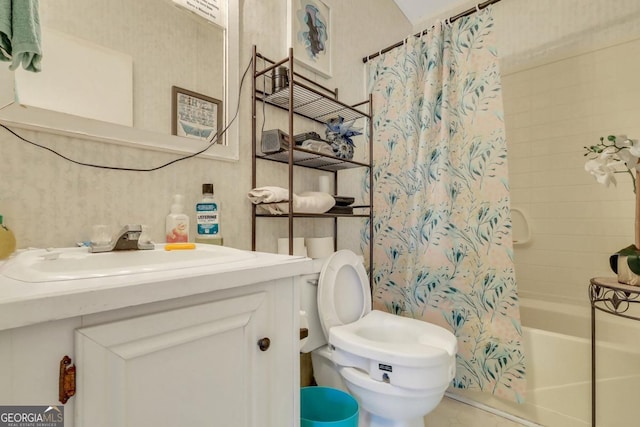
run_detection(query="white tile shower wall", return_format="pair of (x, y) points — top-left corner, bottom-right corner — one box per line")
(503, 37), (640, 304)
(0, 0), (411, 251)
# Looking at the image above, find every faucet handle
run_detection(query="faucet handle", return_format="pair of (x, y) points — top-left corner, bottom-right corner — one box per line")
(138, 225), (154, 250)
(91, 225), (111, 246)
(89, 224), (150, 252)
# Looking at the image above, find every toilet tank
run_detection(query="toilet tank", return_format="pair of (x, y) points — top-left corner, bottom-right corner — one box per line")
(300, 272), (327, 353)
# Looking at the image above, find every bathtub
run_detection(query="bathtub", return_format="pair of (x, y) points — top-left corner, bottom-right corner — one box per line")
(447, 297), (640, 427)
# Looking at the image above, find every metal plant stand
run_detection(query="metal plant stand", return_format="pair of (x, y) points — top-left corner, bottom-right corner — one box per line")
(589, 277), (640, 427)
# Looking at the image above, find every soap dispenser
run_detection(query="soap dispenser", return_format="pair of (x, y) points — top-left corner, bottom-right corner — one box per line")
(0, 214), (17, 260)
(165, 195), (190, 243)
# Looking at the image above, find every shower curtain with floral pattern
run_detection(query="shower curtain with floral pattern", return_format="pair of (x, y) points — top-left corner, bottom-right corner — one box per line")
(363, 9), (525, 402)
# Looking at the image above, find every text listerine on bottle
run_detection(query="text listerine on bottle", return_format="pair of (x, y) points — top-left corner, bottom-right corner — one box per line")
(196, 183), (222, 244)
(196, 202), (219, 235)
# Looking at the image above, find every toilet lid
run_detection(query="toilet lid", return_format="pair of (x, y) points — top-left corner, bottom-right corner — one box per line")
(317, 250), (371, 340)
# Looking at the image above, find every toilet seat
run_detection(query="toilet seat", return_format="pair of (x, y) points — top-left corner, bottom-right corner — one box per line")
(317, 250), (455, 366)
(317, 250), (371, 340)
(331, 310), (456, 368)
(317, 250), (457, 390)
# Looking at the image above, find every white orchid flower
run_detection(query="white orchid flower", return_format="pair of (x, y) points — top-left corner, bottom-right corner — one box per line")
(608, 136), (640, 170)
(628, 139), (640, 159)
(585, 156), (621, 187)
(616, 135), (640, 152)
(616, 135), (630, 145)
(585, 134), (639, 193)
(616, 147), (640, 171)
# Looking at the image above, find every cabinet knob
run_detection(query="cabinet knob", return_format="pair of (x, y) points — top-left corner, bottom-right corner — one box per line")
(257, 337), (271, 351)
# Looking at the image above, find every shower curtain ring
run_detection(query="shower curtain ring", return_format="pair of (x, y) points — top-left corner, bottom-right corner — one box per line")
(476, 3), (481, 12)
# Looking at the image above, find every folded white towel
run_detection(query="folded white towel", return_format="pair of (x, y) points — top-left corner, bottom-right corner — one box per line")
(248, 188), (335, 215)
(293, 192), (336, 213)
(247, 186), (290, 204)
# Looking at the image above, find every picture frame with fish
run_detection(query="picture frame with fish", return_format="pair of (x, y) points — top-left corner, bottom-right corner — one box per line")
(287, 0), (332, 78)
(171, 86), (222, 143)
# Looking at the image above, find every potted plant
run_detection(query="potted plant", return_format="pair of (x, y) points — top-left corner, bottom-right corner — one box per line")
(585, 135), (640, 285)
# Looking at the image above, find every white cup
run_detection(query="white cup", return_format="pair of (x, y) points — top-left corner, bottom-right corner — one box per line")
(277, 237), (307, 256)
(305, 237), (335, 259)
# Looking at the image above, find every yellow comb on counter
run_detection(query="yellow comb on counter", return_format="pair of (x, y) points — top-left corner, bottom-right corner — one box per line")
(165, 243), (196, 251)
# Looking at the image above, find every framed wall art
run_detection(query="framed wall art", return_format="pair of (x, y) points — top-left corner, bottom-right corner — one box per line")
(171, 86), (222, 143)
(287, 0), (331, 78)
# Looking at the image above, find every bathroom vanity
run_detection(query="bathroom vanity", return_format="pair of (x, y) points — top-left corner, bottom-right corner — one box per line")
(0, 245), (312, 426)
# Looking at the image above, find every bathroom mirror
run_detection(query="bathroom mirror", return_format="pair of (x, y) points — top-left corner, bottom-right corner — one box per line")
(0, 0), (240, 161)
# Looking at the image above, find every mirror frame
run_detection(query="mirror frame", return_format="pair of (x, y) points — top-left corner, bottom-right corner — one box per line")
(0, 0), (240, 162)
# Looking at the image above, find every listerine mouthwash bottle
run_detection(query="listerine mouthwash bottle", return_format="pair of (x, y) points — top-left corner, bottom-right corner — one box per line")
(195, 183), (223, 245)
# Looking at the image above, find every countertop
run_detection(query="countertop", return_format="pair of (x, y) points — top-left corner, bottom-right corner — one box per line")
(0, 247), (315, 331)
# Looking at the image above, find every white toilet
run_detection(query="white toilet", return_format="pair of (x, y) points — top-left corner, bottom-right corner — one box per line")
(300, 250), (458, 427)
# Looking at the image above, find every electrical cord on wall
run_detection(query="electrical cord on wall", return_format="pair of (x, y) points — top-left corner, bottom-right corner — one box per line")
(0, 54), (254, 172)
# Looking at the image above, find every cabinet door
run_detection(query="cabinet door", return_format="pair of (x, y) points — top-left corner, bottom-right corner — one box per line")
(0, 317), (79, 425)
(75, 292), (277, 427)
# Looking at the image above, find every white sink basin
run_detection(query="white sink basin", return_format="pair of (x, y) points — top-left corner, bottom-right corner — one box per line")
(0, 244), (257, 283)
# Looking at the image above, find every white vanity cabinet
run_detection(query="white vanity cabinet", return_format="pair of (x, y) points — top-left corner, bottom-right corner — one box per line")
(0, 249), (310, 427)
(75, 281), (296, 427)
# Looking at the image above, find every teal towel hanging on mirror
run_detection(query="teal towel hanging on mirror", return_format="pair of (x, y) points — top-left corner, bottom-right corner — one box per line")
(0, 0), (42, 72)
(0, 0), (11, 61)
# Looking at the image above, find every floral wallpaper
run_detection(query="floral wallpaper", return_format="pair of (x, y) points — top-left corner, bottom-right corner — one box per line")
(363, 9), (526, 402)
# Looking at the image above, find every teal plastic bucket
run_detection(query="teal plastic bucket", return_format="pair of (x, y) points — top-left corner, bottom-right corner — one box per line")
(300, 386), (359, 427)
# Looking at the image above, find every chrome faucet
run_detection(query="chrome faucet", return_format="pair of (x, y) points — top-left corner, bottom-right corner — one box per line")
(89, 224), (154, 253)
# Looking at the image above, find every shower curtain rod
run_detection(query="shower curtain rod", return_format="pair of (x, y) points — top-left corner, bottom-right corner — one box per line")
(362, 0), (503, 63)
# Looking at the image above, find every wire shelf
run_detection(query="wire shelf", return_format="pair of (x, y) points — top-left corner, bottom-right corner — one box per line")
(257, 146), (369, 171)
(256, 212), (371, 218)
(263, 83), (369, 124)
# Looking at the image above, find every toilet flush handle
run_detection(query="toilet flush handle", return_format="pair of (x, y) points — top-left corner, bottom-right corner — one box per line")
(257, 337), (271, 351)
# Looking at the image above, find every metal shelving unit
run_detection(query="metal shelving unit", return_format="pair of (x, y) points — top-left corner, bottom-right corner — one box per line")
(251, 46), (373, 274)
(589, 277), (640, 427)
